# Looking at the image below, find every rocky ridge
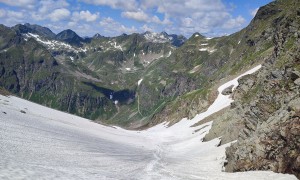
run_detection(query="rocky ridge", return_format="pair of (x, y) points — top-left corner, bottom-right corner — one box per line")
(202, 0), (300, 178)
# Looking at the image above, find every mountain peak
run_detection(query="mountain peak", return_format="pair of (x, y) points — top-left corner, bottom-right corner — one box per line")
(192, 32), (205, 39)
(13, 23), (56, 39)
(142, 31), (186, 47)
(160, 31), (169, 36)
(93, 33), (103, 39)
(56, 29), (83, 46)
(57, 29), (77, 36)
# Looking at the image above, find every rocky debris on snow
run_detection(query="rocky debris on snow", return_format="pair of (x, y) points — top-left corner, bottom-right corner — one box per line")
(221, 85), (234, 95)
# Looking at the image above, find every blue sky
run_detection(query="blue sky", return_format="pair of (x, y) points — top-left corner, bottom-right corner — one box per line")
(0, 0), (273, 38)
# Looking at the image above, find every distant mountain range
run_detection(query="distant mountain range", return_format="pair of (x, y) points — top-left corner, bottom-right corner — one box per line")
(12, 23), (187, 47)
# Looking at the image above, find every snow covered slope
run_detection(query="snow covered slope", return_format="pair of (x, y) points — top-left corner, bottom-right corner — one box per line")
(144, 32), (170, 43)
(24, 33), (88, 53)
(0, 65), (296, 179)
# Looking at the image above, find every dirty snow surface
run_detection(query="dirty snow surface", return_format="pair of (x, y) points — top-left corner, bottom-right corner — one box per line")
(0, 65), (296, 180)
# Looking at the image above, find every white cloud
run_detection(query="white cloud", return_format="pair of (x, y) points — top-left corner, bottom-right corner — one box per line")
(152, 16), (172, 25)
(48, 8), (70, 22)
(7, 10), (24, 19)
(0, 0), (249, 37)
(139, 0), (246, 36)
(181, 17), (193, 28)
(67, 10), (100, 28)
(72, 10), (99, 22)
(38, 0), (69, 15)
(67, 21), (77, 27)
(30, 0), (70, 21)
(222, 15), (246, 29)
(81, 0), (137, 10)
(99, 17), (137, 36)
(0, 9), (26, 25)
(72, 23), (95, 36)
(122, 10), (172, 25)
(251, 8), (259, 17)
(141, 24), (153, 32)
(31, 12), (44, 21)
(0, 9), (6, 18)
(38, 0), (69, 14)
(121, 10), (149, 22)
(0, 0), (36, 8)
(46, 21), (100, 36)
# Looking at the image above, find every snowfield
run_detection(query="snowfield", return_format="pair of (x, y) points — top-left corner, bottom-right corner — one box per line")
(144, 32), (169, 43)
(0, 65), (296, 180)
(24, 33), (88, 53)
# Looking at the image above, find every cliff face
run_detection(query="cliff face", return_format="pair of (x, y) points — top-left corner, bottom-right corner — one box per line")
(216, 0), (300, 178)
(225, 59), (300, 178)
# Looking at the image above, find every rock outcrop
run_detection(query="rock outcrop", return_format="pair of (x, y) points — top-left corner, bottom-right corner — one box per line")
(201, 0), (300, 178)
(222, 0), (300, 178)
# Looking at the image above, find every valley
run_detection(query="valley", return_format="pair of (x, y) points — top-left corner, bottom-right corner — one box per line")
(0, 65), (296, 179)
(0, 0), (299, 179)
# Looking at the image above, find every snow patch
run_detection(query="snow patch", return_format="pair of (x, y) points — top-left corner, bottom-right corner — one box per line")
(199, 47), (216, 54)
(138, 79), (143, 86)
(144, 32), (169, 43)
(79, 47), (88, 52)
(189, 65), (201, 74)
(144, 65), (263, 143)
(113, 41), (123, 51)
(209, 49), (216, 53)
(25, 33), (87, 54)
(167, 51), (172, 57)
(193, 64), (262, 124)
